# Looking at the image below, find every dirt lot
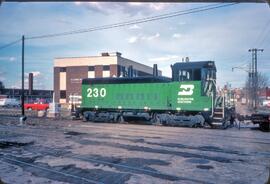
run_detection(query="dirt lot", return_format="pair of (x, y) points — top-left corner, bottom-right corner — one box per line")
(0, 114), (269, 184)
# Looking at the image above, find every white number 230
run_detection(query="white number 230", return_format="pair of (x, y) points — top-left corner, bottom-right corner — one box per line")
(87, 88), (106, 98)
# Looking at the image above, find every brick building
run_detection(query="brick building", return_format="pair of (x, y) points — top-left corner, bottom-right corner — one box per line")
(54, 52), (162, 104)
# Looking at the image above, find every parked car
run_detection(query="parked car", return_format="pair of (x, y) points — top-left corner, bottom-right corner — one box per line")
(0, 98), (20, 107)
(262, 100), (270, 107)
(24, 102), (49, 111)
(241, 98), (247, 105)
(251, 112), (270, 132)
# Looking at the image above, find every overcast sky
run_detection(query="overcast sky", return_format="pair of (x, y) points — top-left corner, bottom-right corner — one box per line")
(0, 2), (269, 90)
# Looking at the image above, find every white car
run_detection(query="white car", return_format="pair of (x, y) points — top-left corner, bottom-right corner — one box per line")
(0, 98), (20, 107)
(262, 100), (270, 108)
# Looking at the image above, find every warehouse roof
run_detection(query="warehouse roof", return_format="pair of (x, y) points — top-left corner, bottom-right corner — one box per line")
(82, 76), (171, 84)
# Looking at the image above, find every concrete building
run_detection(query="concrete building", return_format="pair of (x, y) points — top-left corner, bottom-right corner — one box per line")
(0, 73), (53, 102)
(54, 52), (162, 104)
(0, 88), (53, 102)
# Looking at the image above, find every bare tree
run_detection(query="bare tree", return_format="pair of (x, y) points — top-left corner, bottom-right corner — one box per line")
(245, 72), (269, 90)
(257, 72), (269, 89)
(245, 72), (269, 107)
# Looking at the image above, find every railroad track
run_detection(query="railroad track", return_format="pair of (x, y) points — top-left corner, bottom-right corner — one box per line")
(74, 123), (270, 142)
(0, 112), (268, 143)
(0, 124), (268, 165)
(0, 145), (214, 184)
(0, 155), (104, 184)
(0, 120), (269, 183)
(0, 115), (270, 144)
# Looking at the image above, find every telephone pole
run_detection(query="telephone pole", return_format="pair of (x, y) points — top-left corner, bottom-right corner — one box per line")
(21, 35), (25, 117)
(248, 48), (263, 109)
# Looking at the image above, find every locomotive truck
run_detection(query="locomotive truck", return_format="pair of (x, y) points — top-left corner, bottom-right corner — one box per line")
(76, 61), (232, 127)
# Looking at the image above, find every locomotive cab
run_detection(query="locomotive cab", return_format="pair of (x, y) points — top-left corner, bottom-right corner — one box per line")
(171, 61), (217, 126)
(171, 61), (216, 97)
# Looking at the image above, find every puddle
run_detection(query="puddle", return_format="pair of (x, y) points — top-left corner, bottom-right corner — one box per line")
(25, 146), (71, 157)
(186, 158), (210, 164)
(78, 155), (211, 183)
(64, 131), (85, 136)
(145, 142), (245, 156)
(78, 139), (234, 163)
(0, 140), (33, 149)
(119, 134), (162, 139)
(196, 165), (214, 170)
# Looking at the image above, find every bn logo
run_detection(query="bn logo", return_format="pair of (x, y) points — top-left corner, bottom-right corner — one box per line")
(178, 84), (194, 96)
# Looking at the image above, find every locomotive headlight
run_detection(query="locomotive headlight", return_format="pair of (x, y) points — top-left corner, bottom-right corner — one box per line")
(95, 105), (98, 109)
(176, 107), (181, 111)
(203, 108), (209, 111)
(118, 106), (122, 109)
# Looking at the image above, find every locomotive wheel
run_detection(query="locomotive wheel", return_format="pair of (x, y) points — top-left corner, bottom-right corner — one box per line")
(151, 113), (161, 125)
(115, 115), (125, 123)
(113, 114), (120, 123)
(82, 112), (89, 122)
(82, 115), (88, 122)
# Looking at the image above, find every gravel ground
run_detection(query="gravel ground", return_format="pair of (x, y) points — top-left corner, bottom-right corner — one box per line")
(0, 114), (269, 184)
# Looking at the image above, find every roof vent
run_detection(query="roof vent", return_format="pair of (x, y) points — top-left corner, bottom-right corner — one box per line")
(109, 52), (122, 57)
(115, 52), (122, 57)
(101, 52), (110, 56)
(153, 64), (158, 77)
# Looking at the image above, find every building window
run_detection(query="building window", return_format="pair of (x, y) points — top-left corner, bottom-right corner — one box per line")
(88, 66), (95, 71)
(60, 90), (66, 99)
(60, 67), (66, 72)
(133, 69), (137, 77)
(118, 65), (126, 77)
(103, 65), (110, 71)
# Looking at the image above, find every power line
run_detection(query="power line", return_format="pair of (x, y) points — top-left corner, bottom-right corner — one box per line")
(26, 3), (238, 40)
(254, 18), (270, 48)
(233, 60), (250, 69)
(258, 25), (270, 48)
(0, 39), (21, 52)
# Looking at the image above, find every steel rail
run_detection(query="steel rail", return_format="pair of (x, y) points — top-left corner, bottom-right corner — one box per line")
(0, 148), (212, 184)
(0, 156), (103, 184)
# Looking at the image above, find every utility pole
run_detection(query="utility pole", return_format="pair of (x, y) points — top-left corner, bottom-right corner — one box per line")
(248, 63), (252, 107)
(248, 48), (263, 110)
(21, 35), (25, 117)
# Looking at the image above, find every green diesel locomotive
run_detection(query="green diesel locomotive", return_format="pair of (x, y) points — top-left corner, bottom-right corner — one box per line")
(78, 61), (229, 127)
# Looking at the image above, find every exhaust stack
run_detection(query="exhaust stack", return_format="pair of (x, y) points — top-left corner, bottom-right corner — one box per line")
(128, 65), (133, 77)
(153, 64), (158, 77)
(29, 73), (33, 95)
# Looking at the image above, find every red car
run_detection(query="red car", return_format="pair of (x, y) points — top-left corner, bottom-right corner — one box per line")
(24, 102), (49, 111)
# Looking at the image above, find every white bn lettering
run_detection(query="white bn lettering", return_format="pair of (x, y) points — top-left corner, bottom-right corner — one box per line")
(178, 84), (194, 96)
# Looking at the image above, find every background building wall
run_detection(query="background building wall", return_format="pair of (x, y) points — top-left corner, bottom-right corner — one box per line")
(110, 64), (118, 77)
(54, 56), (117, 67)
(53, 53), (162, 104)
(54, 67), (60, 103)
(118, 57), (162, 76)
(66, 66), (88, 103)
(95, 65), (103, 78)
